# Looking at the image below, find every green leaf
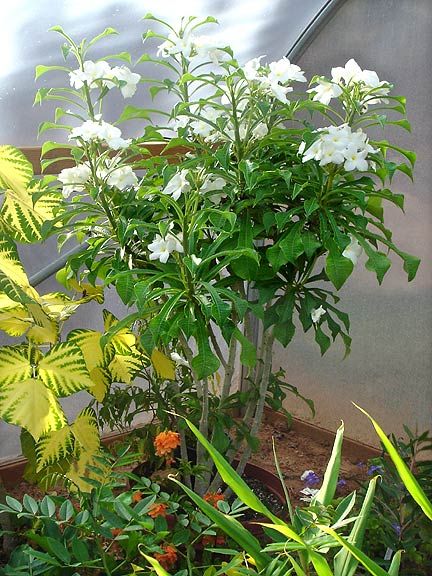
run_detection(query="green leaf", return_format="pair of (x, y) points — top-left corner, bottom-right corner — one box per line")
(172, 478), (270, 571)
(23, 494), (39, 515)
(71, 539), (90, 563)
(35, 65), (70, 81)
(314, 325), (331, 355)
(301, 231), (321, 259)
(355, 404), (432, 520)
(325, 250), (353, 290)
(399, 251), (420, 282)
(364, 250), (391, 285)
(5, 495), (22, 512)
(233, 328), (256, 367)
(312, 422), (344, 506)
(88, 27), (119, 48)
(334, 476), (378, 576)
(117, 105), (151, 123)
(279, 223), (304, 264)
(304, 197), (319, 217)
(320, 526), (391, 576)
(388, 550), (402, 576)
(58, 499), (74, 522)
(184, 418), (280, 523)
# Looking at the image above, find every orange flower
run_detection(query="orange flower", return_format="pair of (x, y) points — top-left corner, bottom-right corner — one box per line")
(154, 544), (177, 570)
(204, 492), (225, 508)
(154, 430), (181, 457)
(111, 528), (123, 538)
(148, 502), (168, 518)
(132, 491), (143, 503)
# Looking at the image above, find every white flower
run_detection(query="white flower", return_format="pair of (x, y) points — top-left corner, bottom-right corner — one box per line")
(343, 148), (369, 172)
(342, 236), (363, 265)
(243, 56), (265, 80)
(69, 119), (131, 150)
(148, 232), (184, 264)
(58, 163), (91, 198)
(268, 57), (307, 84)
(268, 81), (293, 103)
(311, 306), (326, 324)
(170, 352), (189, 367)
(109, 66), (141, 98)
(193, 35), (228, 64)
(190, 119), (214, 138)
(106, 165), (138, 190)
(200, 175), (227, 204)
(331, 59), (390, 105)
(307, 79), (343, 105)
(69, 60), (112, 90)
(299, 487), (319, 502)
(157, 32), (194, 58)
(163, 170), (191, 201)
(252, 122), (269, 139)
(191, 254), (202, 266)
(300, 124), (375, 171)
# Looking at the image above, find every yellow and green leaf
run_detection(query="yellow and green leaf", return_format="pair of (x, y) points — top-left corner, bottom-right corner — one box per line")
(0, 145), (33, 191)
(151, 348), (175, 380)
(36, 425), (74, 471)
(38, 342), (94, 396)
(0, 377), (66, 440)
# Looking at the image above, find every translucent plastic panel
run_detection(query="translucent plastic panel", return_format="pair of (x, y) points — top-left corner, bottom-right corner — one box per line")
(0, 0), (327, 146)
(275, 0), (432, 444)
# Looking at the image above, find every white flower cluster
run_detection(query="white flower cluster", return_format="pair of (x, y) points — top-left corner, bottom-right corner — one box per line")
(69, 116), (131, 150)
(69, 60), (140, 98)
(148, 225), (183, 264)
(299, 124), (377, 172)
(161, 169), (227, 206)
(58, 158), (138, 198)
(242, 56), (307, 103)
(157, 32), (228, 65)
(308, 58), (390, 107)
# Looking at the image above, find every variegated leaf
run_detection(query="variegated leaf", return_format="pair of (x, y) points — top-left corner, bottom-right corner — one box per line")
(0, 346), (32, 385)
(0, 145), (33, 191)
(70, 408), (100, 454)
(0, 377), (66, 440)
(67, 409), (103, 491)
(151, 348), (175, 380)
(67, 329), (104, 372)
(1, 185), (62, 243)
(89, 366), (112, 402)
(0, 234), (30, 287)
(36, 425), (74, 471)
(109, 353), (143, 384)
(38, 342), (94, 396)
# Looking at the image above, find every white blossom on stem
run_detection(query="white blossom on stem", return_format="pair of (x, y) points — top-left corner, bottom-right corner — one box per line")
(162, 170), (191, 201)
(58, 164), (92, 198)
(307, 79), (343, 105)
(148, 231), (184, 264)
(311, 306), (326, 324)
(342, 236), (363, 265)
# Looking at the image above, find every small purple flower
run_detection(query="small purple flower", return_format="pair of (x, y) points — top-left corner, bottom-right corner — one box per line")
(337, 478), (347, 488)
(367, 464), (384, 476)
(300, 469), (321, 486)
(391, 523), (402, 538)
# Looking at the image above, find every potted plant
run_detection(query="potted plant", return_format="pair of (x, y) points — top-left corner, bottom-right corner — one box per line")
(0, 14), (419, 495)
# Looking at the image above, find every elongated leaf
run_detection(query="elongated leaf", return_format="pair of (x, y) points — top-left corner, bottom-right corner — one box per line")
(140, 554), (171, 576)
(388, 550), (402, 576)
(172, 477), (270, 570)
(184, 418), (280, 523)
(309, 550), (334, 576)
(355, 404), (432, 520)
(334, 476), (378, 576)
(320, 526), (390, 576)
(312, 422), (344, 506)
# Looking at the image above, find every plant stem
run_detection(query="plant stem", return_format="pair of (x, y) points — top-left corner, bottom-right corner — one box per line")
(235, 328), (274, 478)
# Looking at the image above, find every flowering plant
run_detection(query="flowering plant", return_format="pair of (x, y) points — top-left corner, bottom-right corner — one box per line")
(26, 14), (419, 494)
